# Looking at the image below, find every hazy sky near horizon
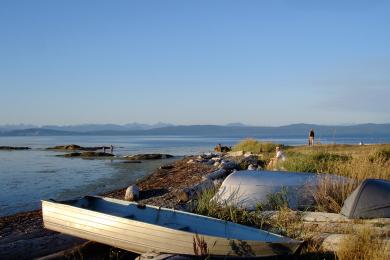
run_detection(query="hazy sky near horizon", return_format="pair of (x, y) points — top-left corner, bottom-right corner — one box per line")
(1, 0), (389, 126)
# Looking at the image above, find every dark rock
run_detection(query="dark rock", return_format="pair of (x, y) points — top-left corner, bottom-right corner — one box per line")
(0, 146), (31, 150)
(214, 144), (232, 153)
(159, 164), (174, 170)
(59, 152), (114, 158)
(123, 154), (174, 160)
(122, 160), (142, 164)
(47, 144), (109, 151)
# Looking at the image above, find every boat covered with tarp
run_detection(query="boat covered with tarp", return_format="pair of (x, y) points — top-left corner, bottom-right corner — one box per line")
(214, 170), (349, 210)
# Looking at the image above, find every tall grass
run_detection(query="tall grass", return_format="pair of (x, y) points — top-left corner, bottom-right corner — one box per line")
(255, 187), (289, 211)
(194, 188), (261, 227)
(336, 226), (389, 260)
(278, 146), (390, 213)
(193, 188), (304, 239)
(283, 145), (390, 180)
(281, 151), (350, 174)
(232, 139), (281, 154)
(312, 177), (358, 213)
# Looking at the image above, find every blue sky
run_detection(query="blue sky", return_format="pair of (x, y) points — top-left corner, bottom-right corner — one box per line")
(1, 0), (389, 126)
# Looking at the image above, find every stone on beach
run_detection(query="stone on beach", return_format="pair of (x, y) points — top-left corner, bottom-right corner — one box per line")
(125, 185), (140, 201)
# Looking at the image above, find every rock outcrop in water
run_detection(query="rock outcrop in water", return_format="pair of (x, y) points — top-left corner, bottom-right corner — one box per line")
(58, 152), (115, 158)
(0, 146), (31, 150)
(123, 154), (174, 160)
(47, 144), (109, 151)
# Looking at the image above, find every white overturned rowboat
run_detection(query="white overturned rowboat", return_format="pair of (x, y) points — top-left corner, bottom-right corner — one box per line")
(42, 196), (301, 257)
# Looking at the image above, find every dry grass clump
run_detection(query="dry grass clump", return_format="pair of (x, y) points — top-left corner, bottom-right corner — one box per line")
(193, 234), (209, 256)
(279, 145), (390, 213)
(283, 145), (390, 180)
(267, 205), (305, 239)
(336, 226), (389, 260)
(313, 177), (358, 213)
(333, 153), (390, 181)
(232, 138), (282, 154)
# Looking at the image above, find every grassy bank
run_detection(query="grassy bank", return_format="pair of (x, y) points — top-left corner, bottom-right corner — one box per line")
(232, 139), (390, 212)
(232, 139), (390, 180)
(201, 139), (390, 259)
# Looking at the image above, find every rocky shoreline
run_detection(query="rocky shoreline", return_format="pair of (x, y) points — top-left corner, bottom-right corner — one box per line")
(0, 155), (224, 259)
(3, 146), (388, 259)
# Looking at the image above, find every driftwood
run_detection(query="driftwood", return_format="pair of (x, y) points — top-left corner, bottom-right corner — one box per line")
(178, 179), (214, 203)
(179, 169), (229, 202)
(202, 169), (227, 181)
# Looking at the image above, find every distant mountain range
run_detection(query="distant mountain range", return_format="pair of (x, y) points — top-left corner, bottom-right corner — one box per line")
(0, 123), (389, 139)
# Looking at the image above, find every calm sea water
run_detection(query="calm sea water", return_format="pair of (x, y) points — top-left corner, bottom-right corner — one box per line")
(0, 135), (388, 216)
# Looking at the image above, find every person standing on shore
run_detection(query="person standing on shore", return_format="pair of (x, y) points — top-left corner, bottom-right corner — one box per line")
(110, 145), (114, 154)
(308, 129), (315, 146)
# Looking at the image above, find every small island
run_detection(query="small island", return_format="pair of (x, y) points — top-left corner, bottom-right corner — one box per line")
(47, 144), (109, 151)
(0, 146), (31, 150)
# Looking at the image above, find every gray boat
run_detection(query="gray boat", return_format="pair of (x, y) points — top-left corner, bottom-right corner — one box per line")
(42, 196), (301, 257)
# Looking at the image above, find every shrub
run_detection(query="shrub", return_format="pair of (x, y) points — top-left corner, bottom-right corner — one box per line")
(370, 148), (390, 162)
(312, 177), (358, 213)
(256, 187), (289, 211)
(194, 189), (265, 228)
(232, 139), (281, 154)
(333, 155), (390, 181)
(281, 151), (351, 174)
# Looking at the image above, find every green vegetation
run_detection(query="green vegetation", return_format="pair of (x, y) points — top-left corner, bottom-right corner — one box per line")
(280, 151), (350, 174)
(255, 187), (289, 211)
(191, 141), (390, 259)
(280, 144), (390, 212)
(231, 140), (390, 212)
(232, 138), (282, 154)
(194, 188), (262, 227)
(282, 144), (390, 180)
(192, 189), (310, 256)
